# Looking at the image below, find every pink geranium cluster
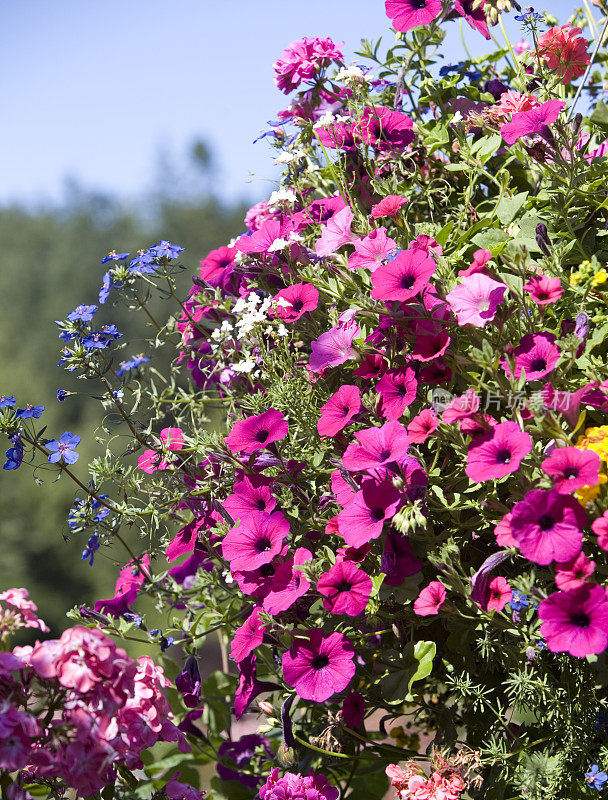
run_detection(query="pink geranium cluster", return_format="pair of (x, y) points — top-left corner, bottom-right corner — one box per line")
(260, 767), (339, 800)
(386, 762), (465, 800)
(0, 588), (49, 643)
(273, 36), (344, 93)
(537, 24), (590, 84)
(0, 622), (196, 797)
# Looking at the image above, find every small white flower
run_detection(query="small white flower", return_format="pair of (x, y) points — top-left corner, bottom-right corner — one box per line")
(276, 324), (289, 337)
(314, 111), (337, 128)
(233, 359), (256, 374)
(268, 187), (297, 207)
(267, 238), (290, 253)
(233, 251), (246, 265)
(452, 110), (463, 124)
(335, 65), (368, 84)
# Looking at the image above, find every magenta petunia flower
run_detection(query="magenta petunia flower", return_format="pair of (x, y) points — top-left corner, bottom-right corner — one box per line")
(523, 274), (563, 305)
(342, 420), (409, 471)
(371, 195), (408, 219)
(199, 245), (238, 287)
(407, 408), (439, 443)
(356, 106), (415, 152)
(458, 248), (492, 277)
(592, 512), (608, 550)
(315, 206), (355, 257)
(230, 607), (266, 663)
(376, 366), (418, 420)
(236, 218), (295, 255)
(385, 0), (443, 33)
(309, 320), (360, 373)
(501, 332), (561, 382)
(442, 389), (480, 424)
(263, 547), (312, 615)
(541, 446), (601, 494)
(453, 0), (490, 39)
(371, 248), (436, 302)
(500, 99), (566, 145)
(555, 551), (595, 591)
(224, 475), (276, 521)
(381, 531), (422, 585)
(317, 561), (373, 616)
(509, 489), (586, 565)
(446, 274), (507, 327)
(317, 385), (361, 437)
(273, 283), (319, 322)
(341, 691), (366, 728)
(282, 629), (356, 702)
(485, 576), (512, 612)
(348, 228), (397, 272)
(538, 584), (608, 657)
(413, 581), (447, 615)
(222, 511), (289, 571)
(337, 479), (403, 547)
(225, 409), (288, 455)
(466, 421), (532, 483)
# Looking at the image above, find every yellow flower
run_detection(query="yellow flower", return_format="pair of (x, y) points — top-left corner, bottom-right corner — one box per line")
(576, 473), (607, 505)
(576, 426), (608, 461)
(592, 268), (608, 287)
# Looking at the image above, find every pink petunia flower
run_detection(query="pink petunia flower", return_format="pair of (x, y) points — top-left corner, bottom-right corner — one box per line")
(466, 421), (532, 483)
(485, 576), (512, 612)
(446, 274), (508, 327)
(501, 332), (561, 382)
(273, 37), (344, 94)
(224, 475), (276, 521)
(494, 511), (517, 548)
(222, 511), (289, 571)
(442, 389), (480, 424)
(537, 25), (590, 85)
(282, 629), (356, 701)
(315, 207), (355, 257)
(409, 234), (443, 257)
(230, 607), (266, 663)
(199, 245), (238, 287)
(376, 366), (418, 420)
(541, 446), (601, 494)
(273, 283), (319, 322)
(371, 248), (436, 302)
(347, 228), (397, 271)
(457, 248), (492, 277)
(523, 274), (563, 305)
(385, 0), (443, 32)
(337, 479), (403, 547)
(263, 548), (312, 615)
(413, 581), (447, 615)
(407, 408), (440, 443)
(539, 584), (608, 657)
(342, 420), (409, 471)
(309, 319), (361, 372)
(317, 561), (373, 615)
(236, 218), (295, 255)
(371, 195), (408, 219)
(555, 551), (595, 591)
(500, 99), (566, 145)
(509, 489), (586, 565)
(225, 409), (288, 455)
(592, 511), (608, 550)
(317, 385), (361, 437)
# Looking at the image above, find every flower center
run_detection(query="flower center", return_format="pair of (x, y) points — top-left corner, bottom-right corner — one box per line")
(530, 357), (547, 373)
(477, 299), (490, 312)
(571, 611), (591, 628)
(563, 467), (579, 479)
(312, 654), (330, 670)
(370, 507), (385, 523)
(256, 499), (267, 511)
(255, 537), (272, 552)
(336, 580), (353, 593)
(400, 273), (415, 290)
(410, 0), (427, 8)
(537, 513), (554, 531)
(378, 448), (392, 462)
(495, 448), (512, 464)
(255, 429), (270, 443)
(292, 299), (304, 312)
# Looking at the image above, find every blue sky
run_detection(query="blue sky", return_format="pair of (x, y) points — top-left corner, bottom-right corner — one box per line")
(0, 0), (590, 207)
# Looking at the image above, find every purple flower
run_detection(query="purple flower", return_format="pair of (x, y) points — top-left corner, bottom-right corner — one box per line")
(309, 320), (360, 372)
(176, 655), (202, 708)
(46, 432), (81, 464)
(150, 240), (185, 259)
(115, 353), (151, 376)
(217, 734), (273, 788)
(100, 250), (129, 264)
(260, 768), (339, 800)
(67, 304), (97, 323)
(0, 395), (17, 409)
(15, 404), (44, 420)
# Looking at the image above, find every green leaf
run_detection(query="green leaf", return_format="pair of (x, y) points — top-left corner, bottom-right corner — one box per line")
(590, 100), (608, 132)
(472, 228), (508, 249)
(376, 641), (436, 704)
(495, 191), (528, 225)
